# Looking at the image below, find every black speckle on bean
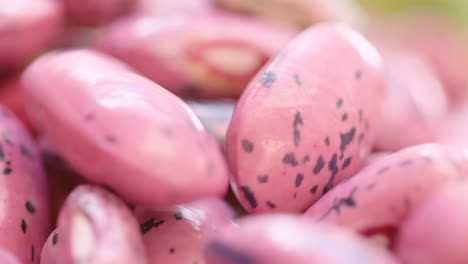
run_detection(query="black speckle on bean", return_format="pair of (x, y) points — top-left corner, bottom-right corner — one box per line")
(52, 231), (59, 245)
(400, 160), (412, 167)
(206, 241), (255, 264)
(21, 219), (27, 234)
(377, 166), (390, 175)
(257, 175), (269, 184)
(342, 113), (348, 121)
(84, 113), (95, 121)
(240, 186), (257, 209)
(355, 71), (362, 80)
(266, 201), (276, 209)
(341, 157), (352, 170)
(282, 152), (298, 167)
(313, 155), (325, 174)
(25, 201), (35, 214)
(339, 127), (356, 158)
(174, 212), (183, 220)
(336, 98), (343, 108)
(241, 139), (254, 153)
(295, 173), (304, 188)
(259, 71), (277, 88)
(3, 167), (12, 175)
(310, 185), (318, 194)
(293, 74), (301, 86)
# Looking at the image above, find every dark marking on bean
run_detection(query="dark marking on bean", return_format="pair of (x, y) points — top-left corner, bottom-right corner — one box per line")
(322, 153), (339, 195)
(310, 185), (318, 194)
(52, 231), (59, 245)
(341, 157), (352, 170)
(358, 109), (363, 122)
(293, 130), (301, 147)
(337, 98), (343, 108)
(206, 241), (255, 264)
(293, 192), (297, 199)
(282, 152), (298, 167)
(355, 71), (362, 80)
(169, 248), (175, 254)
(342, 113), (348, 121)
(20, 144), (33, 160)
(31, 245), (35, 262)
(313, 155), (325, 174)
(325, 136), (330, 146)
(174, 212), (183, 220)
(365, 120), (369, 130)
(377, 166), (390, 175)
(140, 218), (164, 234)
(404, 197), (411, 210)
(367, 182), (376, 190)
(339, 127), (356, 158)
(421, 155), (433, 162)
(3, 167), (12, 174)
(84, 113), (94, 121)
(319, 186), (358, 221)
(266, 201), (276, 209)
(2, 132), (13, 145)
(105, 136), (116, 144)
(400, 160), (412, 167)
(293, 74), (301, 86)
(141, 218), (155, 234)
(241, 139), (254, 153)
(0, 144), (3, 161)
(358, 133), (365, 144)
(293, 111), (303, 147)
(303, 155), (310, 164)
(25, 201), (35, 214)
(295, 173), (304, 187)
(259, 71), (277, 88)
(21, 219), (26, 234)
(257, 175), (268, 183)
(240, 186), (257, 209)
(294, 111), (304, 125)
(161, 127), (173, 137)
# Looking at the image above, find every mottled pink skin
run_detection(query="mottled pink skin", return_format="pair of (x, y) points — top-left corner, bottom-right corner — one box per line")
(21, 49), (229, 207)
(439, 103), (468, 148)
(374, 51), (447, 151)
(368, 12), (468, 108)
(0, 249), (23, 264)
(62, 0), (138, 26)
(225, 23), (385, 213)
(217, 0), (366, 29)
(0, 78), (36, 135)
(204, 214), (399, 264)
(0, 0), (62, 71)
(137, 0), (214, 15)
(95, 11), (297, 98)
(0, 106), (49, 264)
(135, 198), (235, 264)
(396, 182), (468, 264)
(394, 182), (468, 263)
(41, 229), (60, 264)
(55, 185), (146, 264)
(305, 144), (468, 242)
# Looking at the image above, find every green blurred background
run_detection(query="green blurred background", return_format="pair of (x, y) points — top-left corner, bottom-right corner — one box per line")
(358, 0), (468, 27)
